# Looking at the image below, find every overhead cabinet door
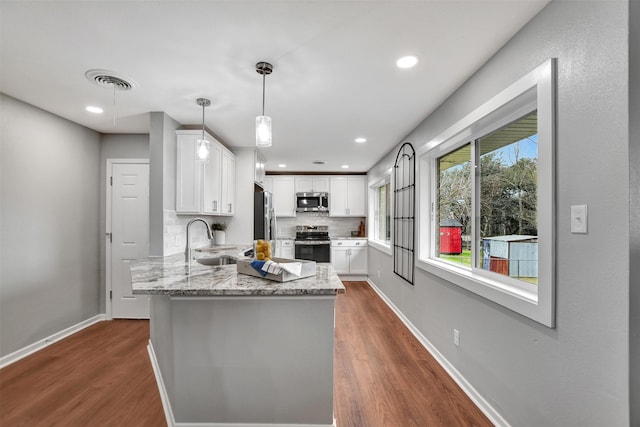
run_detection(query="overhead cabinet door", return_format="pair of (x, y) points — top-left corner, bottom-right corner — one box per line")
(176, 135), (202, 213)
(272, 176), (296, 217)
(330, 176), (366, 217)
(176, 130), (236, 216)
(220, 150), (235, 215)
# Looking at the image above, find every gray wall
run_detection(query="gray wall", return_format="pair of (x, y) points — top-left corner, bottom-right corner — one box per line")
(629, 0), (639, 424)
(0, 94), (101, 357)
(99, 134), (149, 312)
(149, 112), (180, 256)
(367, 2), (630, 426)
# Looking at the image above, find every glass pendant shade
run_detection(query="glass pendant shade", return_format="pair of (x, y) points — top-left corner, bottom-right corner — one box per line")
(195, 97), (211, 162)
(196, 138), (210, 161)
(256, 115), (272, 147)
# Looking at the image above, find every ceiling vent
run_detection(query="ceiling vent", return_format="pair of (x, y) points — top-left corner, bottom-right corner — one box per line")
(312, 160), (327, 165)
(85, 69), (137, 91)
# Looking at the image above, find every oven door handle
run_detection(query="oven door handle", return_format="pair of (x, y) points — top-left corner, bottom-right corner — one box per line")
(294, 241), (331, 245)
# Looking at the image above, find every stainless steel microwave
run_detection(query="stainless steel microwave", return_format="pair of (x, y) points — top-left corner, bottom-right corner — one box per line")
(296, 192), (329, 212)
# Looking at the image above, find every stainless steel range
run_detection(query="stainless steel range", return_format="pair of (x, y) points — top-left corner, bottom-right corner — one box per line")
(294, 225), (330, 263)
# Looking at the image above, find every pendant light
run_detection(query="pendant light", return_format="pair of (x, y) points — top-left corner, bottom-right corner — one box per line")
(196, 98), (211, 161)
(255, 61), (273, 147)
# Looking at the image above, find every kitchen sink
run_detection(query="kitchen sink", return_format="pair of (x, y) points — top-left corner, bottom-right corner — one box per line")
(196, 255), (238, 266)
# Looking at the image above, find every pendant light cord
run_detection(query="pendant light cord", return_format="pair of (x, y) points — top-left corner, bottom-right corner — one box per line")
(202, 101), (205, 139)
(262, 73), (266, 116)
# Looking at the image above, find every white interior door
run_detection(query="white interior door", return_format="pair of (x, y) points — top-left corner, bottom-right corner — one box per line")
(110, 162), (150, 319)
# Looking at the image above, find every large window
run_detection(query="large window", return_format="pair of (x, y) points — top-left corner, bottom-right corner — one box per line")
(436, 113), (538, 288)
(419, 59), (555, 327)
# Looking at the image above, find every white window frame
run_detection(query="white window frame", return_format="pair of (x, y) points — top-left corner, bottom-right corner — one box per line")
(368, 171), (393, 255)
(417, 59), (556, 327)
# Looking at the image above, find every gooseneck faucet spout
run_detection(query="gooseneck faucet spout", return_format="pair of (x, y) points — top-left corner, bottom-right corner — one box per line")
(185, 218), (213, 262)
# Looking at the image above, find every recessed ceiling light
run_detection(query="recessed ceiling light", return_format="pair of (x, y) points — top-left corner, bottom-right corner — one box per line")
(341, 164), (349, 169)
(355, 137), (366, 143)
(396, 55), (418, 69)
(86, 106), (103, 114)
(278, 164), (287, 168)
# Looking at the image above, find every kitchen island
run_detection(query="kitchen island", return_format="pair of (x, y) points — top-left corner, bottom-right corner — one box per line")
(130, 252), (345, 427)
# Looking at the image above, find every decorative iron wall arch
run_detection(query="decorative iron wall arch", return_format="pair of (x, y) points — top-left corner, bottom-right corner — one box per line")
(393, 142), (415, 285)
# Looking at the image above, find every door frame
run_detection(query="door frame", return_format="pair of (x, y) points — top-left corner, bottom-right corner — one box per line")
(106, 158), (150, 320)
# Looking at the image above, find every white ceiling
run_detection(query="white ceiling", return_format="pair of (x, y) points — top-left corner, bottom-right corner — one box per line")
(0, 0), (549, 172)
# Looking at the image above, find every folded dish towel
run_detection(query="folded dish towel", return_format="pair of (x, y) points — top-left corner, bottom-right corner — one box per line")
(250, 260), (303, 277)
(261, 260), (283, 275)
(280, 262), (303, 277)
(250, 260), (269, 276)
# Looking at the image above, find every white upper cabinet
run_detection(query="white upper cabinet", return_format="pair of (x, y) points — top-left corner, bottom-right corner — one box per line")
(220, 150), (235, 215)
(202, 143), (222, 214)
(176, 134), (202, 213)
(329, 176), (366, 217)
(271, 176), (296, 217)
(262, 176), (296, 217)
(295, 176), (329, 193)
(176, 130), (236, 216)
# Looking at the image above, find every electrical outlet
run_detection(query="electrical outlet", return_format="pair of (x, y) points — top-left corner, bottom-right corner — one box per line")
(453, 329), (460, 347)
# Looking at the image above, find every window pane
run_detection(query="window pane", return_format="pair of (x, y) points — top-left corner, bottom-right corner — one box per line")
(376, 182), (391, 243)
(477, 112), (538, 284)
(437, 144), (471, 267)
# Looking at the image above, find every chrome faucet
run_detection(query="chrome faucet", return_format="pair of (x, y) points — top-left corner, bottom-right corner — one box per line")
(185, 218), (213, 262)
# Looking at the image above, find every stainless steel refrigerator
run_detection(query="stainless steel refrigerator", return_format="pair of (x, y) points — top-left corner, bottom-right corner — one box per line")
(254, 191), (277, 242)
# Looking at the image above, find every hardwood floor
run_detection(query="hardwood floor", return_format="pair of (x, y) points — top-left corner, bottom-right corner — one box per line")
(0, 320), (165, 427)
(0, 282), (491, 426)
(334, 282), (491, 427)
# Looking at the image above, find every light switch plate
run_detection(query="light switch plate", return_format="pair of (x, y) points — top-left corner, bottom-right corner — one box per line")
(571, 205), (588, 234)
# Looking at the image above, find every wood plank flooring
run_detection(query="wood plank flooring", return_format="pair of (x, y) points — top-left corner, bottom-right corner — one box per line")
(0, 319), (165, 427)
(335, 282), (491, 427)
(0, 281), (491, 427)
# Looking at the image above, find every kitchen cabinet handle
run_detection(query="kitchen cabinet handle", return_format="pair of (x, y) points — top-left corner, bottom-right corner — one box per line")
(213, 200), (218, 211)
(228, 203), (232, 212)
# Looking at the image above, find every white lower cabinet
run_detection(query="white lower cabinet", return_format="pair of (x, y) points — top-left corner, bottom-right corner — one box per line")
(330, 239), (367, 275)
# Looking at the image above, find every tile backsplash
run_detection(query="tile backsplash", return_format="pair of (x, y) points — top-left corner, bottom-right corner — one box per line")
(276, 213), (365, 239)
(163, 210), (364, 255)
(164, 210), (220, 256)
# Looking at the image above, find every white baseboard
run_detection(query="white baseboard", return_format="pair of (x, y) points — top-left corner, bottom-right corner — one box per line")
(0, 314), (106, 369)
(147, 341), (336, 427)
(366, 279), (509, 427)
(147, 340), (176, 427)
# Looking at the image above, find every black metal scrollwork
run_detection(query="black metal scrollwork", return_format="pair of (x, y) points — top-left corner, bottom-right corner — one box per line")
(393, 142), (415, 285)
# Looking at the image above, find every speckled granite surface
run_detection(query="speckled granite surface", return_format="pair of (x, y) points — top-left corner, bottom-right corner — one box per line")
(130, 253), (345, 296)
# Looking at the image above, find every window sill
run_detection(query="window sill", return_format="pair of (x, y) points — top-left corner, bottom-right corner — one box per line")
(368, 240), (392, 256)
(416, 257), (552, 327)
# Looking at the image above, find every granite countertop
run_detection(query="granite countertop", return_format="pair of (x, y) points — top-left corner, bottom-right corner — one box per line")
(130, 253), (345, 297)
